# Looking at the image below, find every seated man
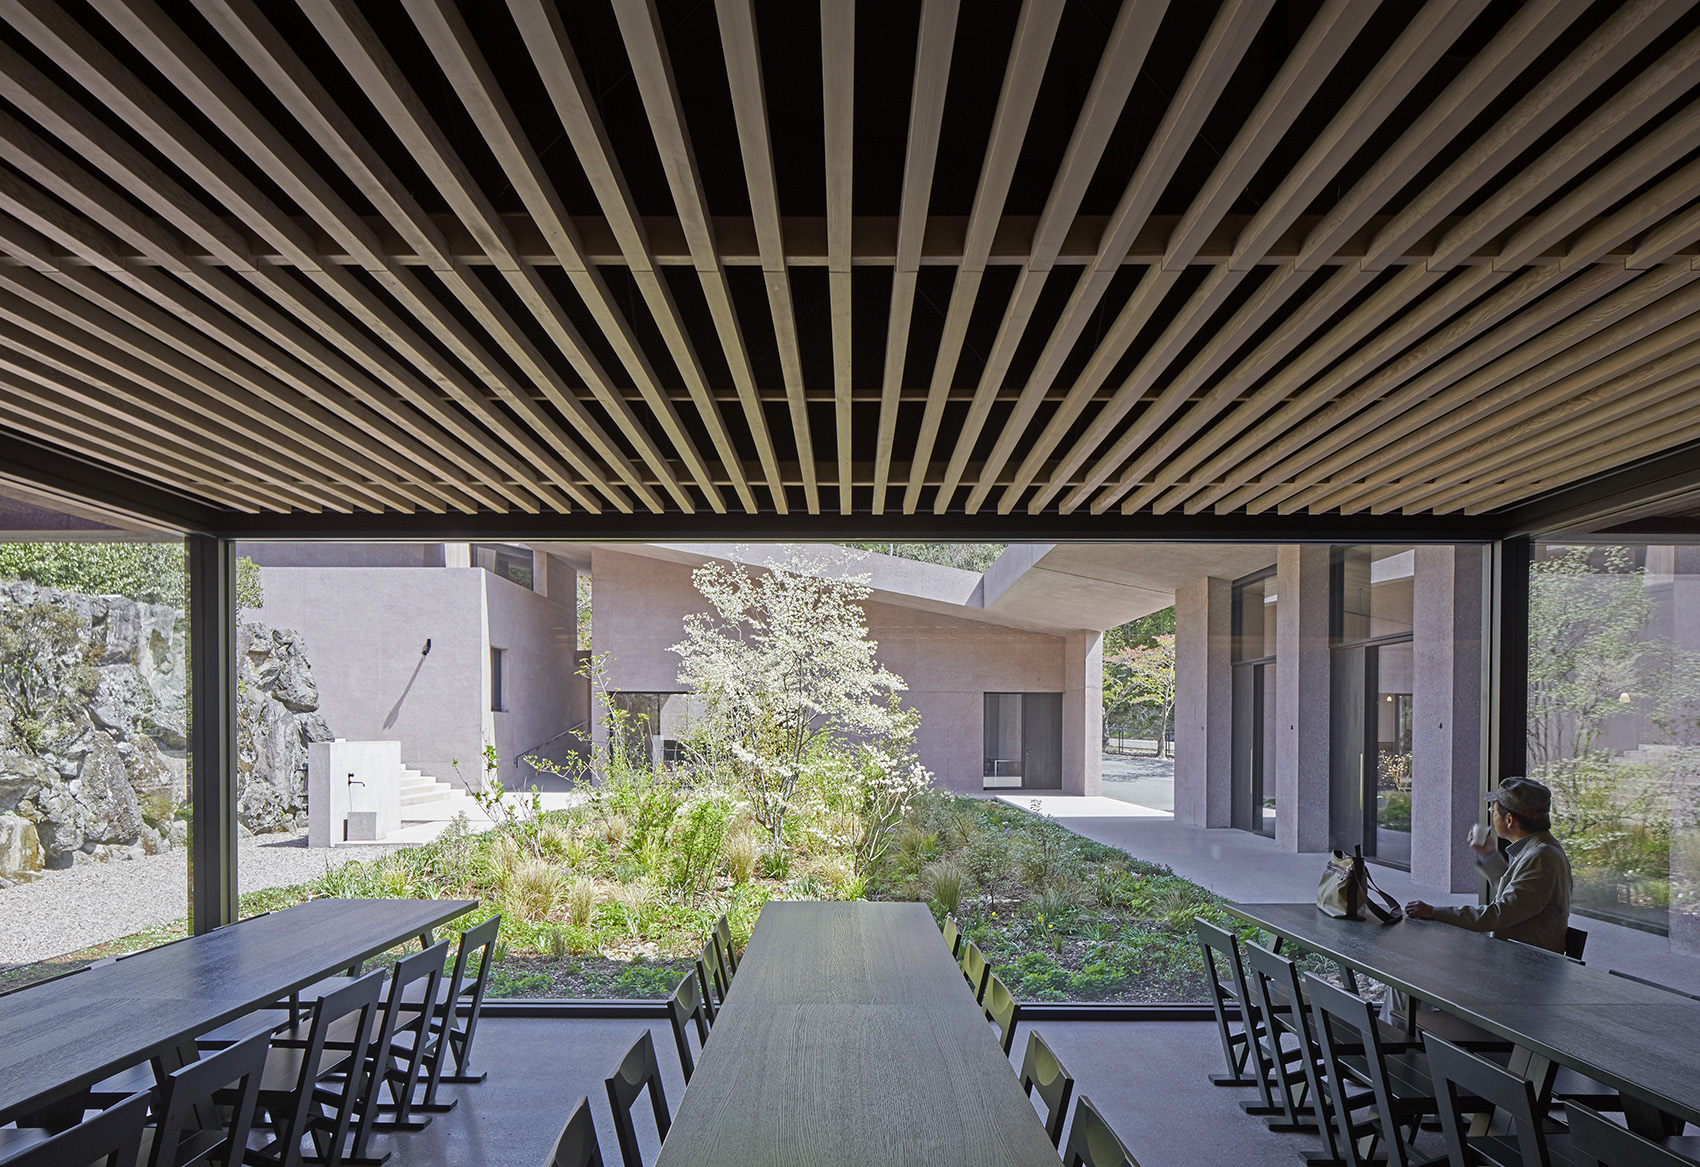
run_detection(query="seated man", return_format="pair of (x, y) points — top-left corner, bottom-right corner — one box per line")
(1405, 776), (1573, 953)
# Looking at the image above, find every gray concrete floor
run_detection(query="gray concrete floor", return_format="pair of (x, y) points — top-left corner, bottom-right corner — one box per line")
(381, 1014), (1363, 1166)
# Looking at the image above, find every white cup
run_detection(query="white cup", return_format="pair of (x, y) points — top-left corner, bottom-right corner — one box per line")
(1469, 823), (1492, 849)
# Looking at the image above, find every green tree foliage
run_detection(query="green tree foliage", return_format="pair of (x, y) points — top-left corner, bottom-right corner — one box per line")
(839, 542), (1008, 573)
(1103, 606), (1175, 657)
(1104, 634), (1177, 757)
(0, 542), (262, 610)
(0, 601), (98, 750)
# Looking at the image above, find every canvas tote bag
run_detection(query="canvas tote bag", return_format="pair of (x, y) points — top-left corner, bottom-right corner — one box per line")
(1317, 844), (1403, 922)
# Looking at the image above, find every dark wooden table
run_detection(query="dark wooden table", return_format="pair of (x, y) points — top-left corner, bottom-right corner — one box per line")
(653, 901), (1061, 1167)
(0, 897), (476, 1124)
(1227, 901), (1700, 1132)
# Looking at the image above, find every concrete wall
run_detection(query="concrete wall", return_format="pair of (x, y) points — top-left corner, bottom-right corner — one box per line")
(1412, 545), (1487, 893)
(239, 542), (445, 568)
(1275, 545), (1332, 853)
(486, 566), (582, 786)
(591, 548), (1089, 795)
(1174, 576), (1232, 828)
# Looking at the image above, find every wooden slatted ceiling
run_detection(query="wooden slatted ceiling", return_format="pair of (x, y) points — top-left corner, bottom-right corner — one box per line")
(0, 0), (1699, 524)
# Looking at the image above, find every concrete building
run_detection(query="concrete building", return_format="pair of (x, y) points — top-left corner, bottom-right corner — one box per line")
(241, 542), (588, 791)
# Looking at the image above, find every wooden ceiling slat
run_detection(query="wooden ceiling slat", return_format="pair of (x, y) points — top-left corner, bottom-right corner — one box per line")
(1230, 0), (1491, 271)
(1427, 24), (1700, 271)
(0, 18), (564, 514)
(1300, 269), (1700, 513)
(932, 0), (1167, 513)
(1362, 0), (1693, 271)
(898, 0), (1064, 514)
(610, 0), (790, 513)
(0, 262), (466, 515)
(869, 0), (957, 514)
(716, 0), (820, 513)
(403, 0), (731, 515)
(165, 0), (645, 514)
(504, 0), (759, 515)
(821, 0), (854, 514)
(960, 0), (1273, 514)
(1292, 0), (1582, 272)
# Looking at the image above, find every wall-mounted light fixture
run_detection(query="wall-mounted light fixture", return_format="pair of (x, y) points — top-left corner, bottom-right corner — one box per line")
(422, 638), (432, 656)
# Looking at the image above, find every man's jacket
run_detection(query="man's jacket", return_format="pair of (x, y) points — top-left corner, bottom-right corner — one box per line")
(1429, 831), (1573, 953)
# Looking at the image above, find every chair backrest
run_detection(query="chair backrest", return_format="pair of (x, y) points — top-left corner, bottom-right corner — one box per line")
(1566, 1101), (1696, 1167)
(941, 914), (962, 959)
(604, 1030), (671, 1167)
(1607, 968), (1700, 1001)
(1565, 926), (1588, 963)
(4, 1091), (148, 1167)
(713, 915), (738, 976)
(272, 968), (385, 1164)
(1242, 939), (1339, 1160)
(982, 973), (1020, 1056)
(1193, 919), (1256, 1035)
(349, 939), (448, 1153)
(448, 913), (501, 1011)
(1018, 1030), (1075, 1147)
(1422, 1034), (1548, 1167)
(960, 942), (990, 1003)
(1062, 1095), (1140, 1167)
(692, 951), (720, 1024)
(666, 973), (710, 1083)
(698, 939), (728, 1007)
(1303, 972), (1417, 1167)
(544, 1096), (606, 1167)
(146, 1028), (269, 1167)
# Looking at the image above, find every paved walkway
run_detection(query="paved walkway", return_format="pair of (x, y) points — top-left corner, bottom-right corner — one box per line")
(1000, 755), (1700, 996)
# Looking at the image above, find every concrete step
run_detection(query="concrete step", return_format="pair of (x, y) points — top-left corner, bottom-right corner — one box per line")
(397, 769), (458, 807)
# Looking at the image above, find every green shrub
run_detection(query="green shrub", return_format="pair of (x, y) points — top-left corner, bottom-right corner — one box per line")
(921, 859), (965, 916)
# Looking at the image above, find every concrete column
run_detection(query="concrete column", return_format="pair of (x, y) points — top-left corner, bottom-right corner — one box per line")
(1175, 576), (1232, 828)
(1412, 545), (1487, 893)
(1275, 545), (1331, 852)
(1063, 632), (1103, 796)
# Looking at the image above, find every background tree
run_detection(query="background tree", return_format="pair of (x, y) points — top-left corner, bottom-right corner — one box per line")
(838, 542), (1007, 573)
(672, 552), (914, 844)
(0, 542), (262, 610)
(1107, 634), (1177, 757)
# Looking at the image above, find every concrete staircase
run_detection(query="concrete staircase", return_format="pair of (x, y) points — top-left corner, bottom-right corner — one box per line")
(398, 767), (458, 809)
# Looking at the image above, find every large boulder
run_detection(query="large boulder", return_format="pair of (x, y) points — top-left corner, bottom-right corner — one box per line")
(126, 734), (182, 825)
(18, 776), (84, 865)
(77, 731), (144, 846)
(90, 663), (153, 739)
(0, 812), (42, 880)
(235, 624), (329, 833)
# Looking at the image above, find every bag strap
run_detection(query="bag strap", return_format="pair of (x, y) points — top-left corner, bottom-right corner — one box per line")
(1360, 868), (1405, 924)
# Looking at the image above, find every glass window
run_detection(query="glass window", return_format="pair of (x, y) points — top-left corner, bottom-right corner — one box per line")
(472, 543), (534, 590)
(490, 647), (506, 712)
(1529, 542), (1693, 935)
(1232, 571), (1277, 662)
(1333, 545), (1414, 643)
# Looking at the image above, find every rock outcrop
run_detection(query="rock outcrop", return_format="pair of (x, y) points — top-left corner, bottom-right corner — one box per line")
(0, 583), (328, 882)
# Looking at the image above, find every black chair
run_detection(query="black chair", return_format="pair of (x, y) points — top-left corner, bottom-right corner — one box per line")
(235, 968), (385, 1167)
(1567, 1101), (1700, 1166)
(1062, 1095), (1141, 1167)
(604, 1031), (671, 1167)
(981, 973), (1021, 1056)
(143, 1028), (269, 1167)
(1304, 972), (1441, 1167)
(666, 974), (710, 1083)
(544, 1096), (605, 1167)
(1018, 1030), (1075, 1147)
(959, 942), (990, 1003)
(692, 945), (722, 1024)
(941, 914), (963, 959)
(713, 916), (738, 978)
(1194, 919), (1282, 1113)
(406, 914), (500, 1109)
(1426, 1033), (1565, 1167)
(698, 938), (728, 1006)
(0, 1092), (149, 1167)
(1241, 940), (1337, 1143)
(1606, 969), (1700, 1001)
(347, 939), (449, 1150)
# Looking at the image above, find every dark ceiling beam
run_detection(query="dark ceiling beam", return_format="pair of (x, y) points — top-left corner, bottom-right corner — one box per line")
(1497, 436), (1700, 537)
(0, 428), (221, 534)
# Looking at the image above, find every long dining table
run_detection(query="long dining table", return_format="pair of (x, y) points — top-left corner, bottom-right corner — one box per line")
(653, 900), (1062, 1167)
(0, 896), (476, 1125)
(1227, 901), (1700, 1136)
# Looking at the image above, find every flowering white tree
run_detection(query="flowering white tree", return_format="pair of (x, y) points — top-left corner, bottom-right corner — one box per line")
(671, 551), (917, 844)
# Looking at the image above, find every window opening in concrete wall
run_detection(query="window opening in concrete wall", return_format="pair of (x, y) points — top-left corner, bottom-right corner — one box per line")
(609, 691), (696, 771)
(983, 692), (1062, 791)
(473, 542), (534, 591)
(1529, 541), (1700, 941)
(1330, 546), (1416, 868)
(490, 646), (506, 713)
(1231, 569), (1277, 836)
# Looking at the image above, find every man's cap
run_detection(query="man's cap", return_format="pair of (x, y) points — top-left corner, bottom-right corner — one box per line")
(1486, 776), (1551, 820)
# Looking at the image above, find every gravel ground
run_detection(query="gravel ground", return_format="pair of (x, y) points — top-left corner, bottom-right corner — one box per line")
(0, 833), (396, 967)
